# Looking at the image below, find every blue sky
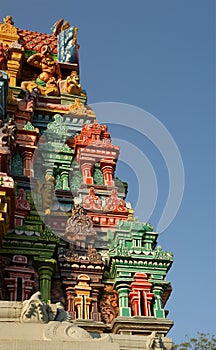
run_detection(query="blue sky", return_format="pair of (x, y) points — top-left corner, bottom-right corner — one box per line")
(0, 0), (215, 344)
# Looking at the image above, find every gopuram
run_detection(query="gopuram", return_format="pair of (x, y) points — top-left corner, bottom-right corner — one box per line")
(0, 15), (174, 350)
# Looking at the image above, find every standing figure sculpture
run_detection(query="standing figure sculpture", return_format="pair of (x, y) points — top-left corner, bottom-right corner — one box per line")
(54, 19), (78, 63)
(0, 118), (17, 148)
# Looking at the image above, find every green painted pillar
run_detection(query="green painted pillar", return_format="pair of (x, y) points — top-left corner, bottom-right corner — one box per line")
(152, 285), (165, 318)
(37, 259), (56, 303)
(116, 283), (131, 317)
(60, 170), (70, 190)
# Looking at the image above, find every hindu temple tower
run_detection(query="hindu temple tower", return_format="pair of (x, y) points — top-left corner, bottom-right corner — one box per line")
(0, 15), (174, 350)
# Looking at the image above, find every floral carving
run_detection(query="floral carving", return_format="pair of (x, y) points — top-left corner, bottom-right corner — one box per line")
(47, 114), (69, 138)
(87, 247), (103, 264)
(65, 205), (97, 248)
(105, 189), (127, 212)
(82, 187), (102, 211)
(154, 245), (173, 260)
(70, 170), (82, 192)
(100, 285), (119, 324)
(69, 98), (87, 115)
(23, 122), (36, 131)
(16, 189), (30, 211)
(0, 16), (18, 35)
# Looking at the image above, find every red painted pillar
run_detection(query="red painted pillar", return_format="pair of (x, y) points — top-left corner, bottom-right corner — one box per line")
(100, 160), (116, 186)
(80, 162), (94, 185)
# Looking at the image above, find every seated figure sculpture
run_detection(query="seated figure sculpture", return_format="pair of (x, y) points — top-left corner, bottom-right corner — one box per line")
(21, 45), (62, 96)
(66, 70), (82, 95)
(59, 70), (85, 96)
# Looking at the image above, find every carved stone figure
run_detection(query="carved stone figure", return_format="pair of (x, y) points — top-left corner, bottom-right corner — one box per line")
(66, 70), (82, 95)
(22, 45), (62, 96)
(7, 118), (17, 147)
(0, 119), (8, 147)
(20, 291), (73, 324)
(20, 291), (53, 323)
(29, 45), (62, 84)
(51, 302), (73, 322)
(146, 331), (165, 350)
(40, 175), (56, 215)
(0, 118), (17, 149)
(3, 16), (14, 25)
(56, 19), (78, 63)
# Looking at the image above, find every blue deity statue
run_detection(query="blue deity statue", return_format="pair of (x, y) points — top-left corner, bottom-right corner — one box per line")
(57, 23), (78, 64)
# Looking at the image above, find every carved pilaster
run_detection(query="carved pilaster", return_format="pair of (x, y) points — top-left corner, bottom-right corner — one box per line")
(152, 285), (165, 319)
(35, 259), (56, 303)
(19, 146), (36, 177)
(65, 286), (76, 319)
(7, 48), (23, 87)
(115, 282), (131, 317)
(100, 160), (116, 186)
(80, 162), (94, 185)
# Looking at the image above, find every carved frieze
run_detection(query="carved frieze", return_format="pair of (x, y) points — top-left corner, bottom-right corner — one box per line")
(100, 285), (119, 324)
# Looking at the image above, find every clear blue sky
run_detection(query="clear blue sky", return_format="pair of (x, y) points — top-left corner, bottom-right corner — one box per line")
(0, 0), (215, 344)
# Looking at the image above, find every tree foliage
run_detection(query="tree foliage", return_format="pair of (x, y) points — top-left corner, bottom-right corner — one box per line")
(173, 332), (216, 350)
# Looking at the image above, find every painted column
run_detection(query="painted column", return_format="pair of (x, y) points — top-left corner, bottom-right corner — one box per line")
(80, 162), (93, 185)
(116, 283), (131, 317)
(37, 259), (56, 303)
(60, 170), (70, 190)
(91, 289), (101, 321)
(100, 160), (115, 186)
(19, 147), (35, 177)
(0, 150), (11, 173)
(66, 286), (76, 319)
(152, 285), (165, 318)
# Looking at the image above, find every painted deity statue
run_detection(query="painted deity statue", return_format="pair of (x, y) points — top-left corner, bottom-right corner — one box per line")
(0, 118), (17, 148)
(66, 70), (82, 95)
(52, 19), (78, 63)
(27, 45), (62, 86)
(22, 45), (62, 96)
